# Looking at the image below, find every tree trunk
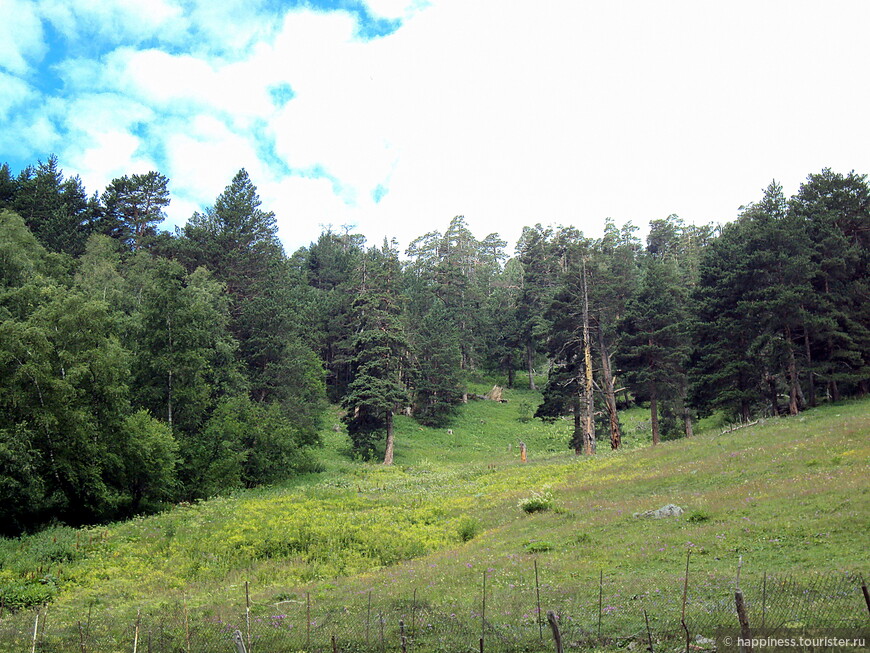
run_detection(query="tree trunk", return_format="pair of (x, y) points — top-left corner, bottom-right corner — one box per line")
(526, 341), (536, 390)
(650, 388), (660, 445)
(803, 328), (817, 407)
(766, 374), (779, 417)
(383, 411), (395, 465)
(597, 323), (621, 450)
(573, 411), (583, 455)
(829, 379), (841, 402)
(785, 326), (801, 415)
(581, 261), (595, 455)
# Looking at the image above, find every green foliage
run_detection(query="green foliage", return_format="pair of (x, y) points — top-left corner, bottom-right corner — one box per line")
(342, 241), (410, 460)
(518, 488), (554, 513)
(524, 540), (555, 553)
(686, 509), (712, 523)
(457, 516), (480, 542)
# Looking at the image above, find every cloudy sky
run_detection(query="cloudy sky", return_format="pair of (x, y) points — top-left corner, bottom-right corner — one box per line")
(2, 0), (869, 254)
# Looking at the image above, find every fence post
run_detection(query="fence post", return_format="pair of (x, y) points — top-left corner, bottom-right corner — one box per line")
(643, 609), (654, 653)
(681, 549), (691, 653)
(734, 557), (751, 653)
(400, 619), (407, 653)
(411, 587), (417, 644)
(598, 569), (603, 640)
(245, 581), (252, 653)
(862, 578), (870, 618)
(366, 591), (372, 647)
(133, 608), (141, 653)
(31, 611), (39, 653)
(481, 571), (486, 648)
(232, 630), (248, 653)
(546, 611), (563, 653)
(306, 592), (312, 651)
(534, 559), (543, 642)
(78, 620), (86, 653)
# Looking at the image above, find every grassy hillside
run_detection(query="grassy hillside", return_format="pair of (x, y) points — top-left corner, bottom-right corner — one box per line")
(1, 383), (868, 650)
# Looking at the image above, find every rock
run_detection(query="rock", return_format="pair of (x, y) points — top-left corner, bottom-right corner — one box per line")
(633, 504), (684, 519)
(695, 635), (716, 649)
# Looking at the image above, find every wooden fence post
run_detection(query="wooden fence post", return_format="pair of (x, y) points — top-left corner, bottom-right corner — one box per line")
(735, 590), (752, 653)
(643, 609), (654, 653)
(546, 611), (563, 653)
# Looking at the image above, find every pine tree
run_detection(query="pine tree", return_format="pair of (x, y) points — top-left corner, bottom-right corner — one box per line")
(342, 241), (410, 463)
(619, 254), (690, 444)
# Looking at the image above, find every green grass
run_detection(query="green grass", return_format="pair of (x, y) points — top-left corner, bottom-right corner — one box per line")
(1, 384), (868, 650)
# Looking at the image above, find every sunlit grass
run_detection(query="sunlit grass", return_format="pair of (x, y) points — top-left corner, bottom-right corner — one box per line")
(0, 381), (867, 646)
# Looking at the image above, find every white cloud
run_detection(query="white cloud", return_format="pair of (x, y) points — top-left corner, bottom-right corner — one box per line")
(6, 0), (870, 255)
(37, 0), (184, 45)
(0, 72), (36, 120)
(0, 0), (46, 74)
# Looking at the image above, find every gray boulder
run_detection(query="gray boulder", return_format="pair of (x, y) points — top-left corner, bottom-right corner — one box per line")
(633, 504), (684, 519)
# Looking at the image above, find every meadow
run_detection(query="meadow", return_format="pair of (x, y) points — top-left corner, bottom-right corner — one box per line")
(1, 380), (868, 650)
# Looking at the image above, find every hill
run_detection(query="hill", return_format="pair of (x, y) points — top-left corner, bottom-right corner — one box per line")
(1, 384), (868, 650)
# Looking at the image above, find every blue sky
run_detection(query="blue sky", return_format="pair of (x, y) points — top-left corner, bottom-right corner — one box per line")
(2, 0), (869, 254)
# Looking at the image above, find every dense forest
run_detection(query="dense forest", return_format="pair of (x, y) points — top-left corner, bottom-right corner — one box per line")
(1, 156), (867, 536)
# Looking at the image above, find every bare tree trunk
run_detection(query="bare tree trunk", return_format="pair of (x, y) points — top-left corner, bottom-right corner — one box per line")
(526, 341), (536, 390)
(597, 322), (621, 450)
(383, 411), (395, 465)
(830, 379), (841, 402)
(581, 261), (595, 455)
(650, 387), (660, 445)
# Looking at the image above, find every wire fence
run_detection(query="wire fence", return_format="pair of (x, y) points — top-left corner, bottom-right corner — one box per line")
(1, 569), (867, 652)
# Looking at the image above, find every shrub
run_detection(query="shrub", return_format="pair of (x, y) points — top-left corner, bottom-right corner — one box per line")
(524, 540), (554, 553)
(457, 516), (480, 542)
(686, 509), (712, 523)
(518, 488), (554, 513)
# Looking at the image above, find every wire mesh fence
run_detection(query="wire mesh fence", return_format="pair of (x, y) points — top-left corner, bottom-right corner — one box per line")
(1, 570), (866, 652)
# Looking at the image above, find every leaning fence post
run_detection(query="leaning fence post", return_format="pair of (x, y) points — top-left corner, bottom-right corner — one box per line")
(232, 630), (248, 653)
(862, 577), (870, 618)
(546, 611), (563, 653)
(133, 608), (141, 653)
(643, 609), (654, 653)
(681, 549), (691, 653)
(31, 611), (39, 653)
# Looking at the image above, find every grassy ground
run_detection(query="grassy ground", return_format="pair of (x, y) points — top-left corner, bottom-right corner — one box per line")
(0, 381), (868, 650)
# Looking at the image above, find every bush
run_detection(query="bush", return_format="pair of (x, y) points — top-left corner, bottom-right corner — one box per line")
(686, 509), (712, 523)
(524, 540), (554, 553)
(457, 516), (480, 542)
(518, 488), (554, 513)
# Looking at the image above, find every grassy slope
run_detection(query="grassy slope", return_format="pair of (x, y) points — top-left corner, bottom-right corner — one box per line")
(1, 382), (868, 631)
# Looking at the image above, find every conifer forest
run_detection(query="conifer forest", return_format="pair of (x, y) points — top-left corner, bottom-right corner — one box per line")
(0, 157), (867, 537)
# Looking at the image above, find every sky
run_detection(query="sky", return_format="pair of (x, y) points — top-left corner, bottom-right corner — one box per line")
(2, 0), (869, 255)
